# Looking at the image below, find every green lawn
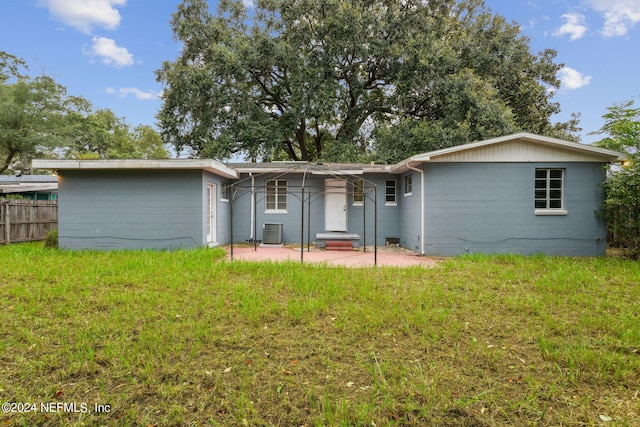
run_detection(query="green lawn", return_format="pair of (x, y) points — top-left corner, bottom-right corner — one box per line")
(1, 243), (639, 426)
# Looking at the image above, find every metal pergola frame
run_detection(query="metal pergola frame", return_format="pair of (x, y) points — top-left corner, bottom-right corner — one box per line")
(228, 164), (380, 265)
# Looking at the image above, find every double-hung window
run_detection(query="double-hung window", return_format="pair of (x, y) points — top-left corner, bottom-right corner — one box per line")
(385, 179), (397, 205)
(266, 179), (287, 212)
(404, 175), (413, 196)
(220, 182), (230, 202)
(535, 169), (567, 215)
(353, 179), (364, 205)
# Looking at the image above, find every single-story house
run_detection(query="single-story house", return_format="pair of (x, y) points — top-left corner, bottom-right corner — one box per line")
(32, 133), (626, 256)
(0, 175), (58, 200)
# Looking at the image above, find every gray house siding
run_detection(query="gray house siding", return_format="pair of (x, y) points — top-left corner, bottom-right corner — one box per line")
(348, 174), (401, 247)
(58, 169), (204, 249)
(399, 170), (423, 253)
(230, 174), (399, 246)
(202, 171), (231, 246)
(422, 162), (607, 256)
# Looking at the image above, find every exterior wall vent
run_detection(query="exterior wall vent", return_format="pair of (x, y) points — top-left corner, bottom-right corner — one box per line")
(263, 223), (283, 245)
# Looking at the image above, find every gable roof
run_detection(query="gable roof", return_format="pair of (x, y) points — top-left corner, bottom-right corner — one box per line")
(391, 132), (627, 173)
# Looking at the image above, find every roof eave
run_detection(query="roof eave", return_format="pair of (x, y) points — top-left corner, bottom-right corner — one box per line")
(31, 159), (238, 179)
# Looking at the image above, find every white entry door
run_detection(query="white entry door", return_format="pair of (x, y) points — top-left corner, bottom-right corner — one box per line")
(206, 183), (217, 244)
(325, 179), (347, 231)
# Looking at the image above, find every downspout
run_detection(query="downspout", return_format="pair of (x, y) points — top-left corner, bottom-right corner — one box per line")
(249, 173), (255, 240)
(407, 162), (425, 255)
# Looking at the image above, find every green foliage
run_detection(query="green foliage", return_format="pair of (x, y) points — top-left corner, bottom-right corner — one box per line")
(0, 52), (168, 172)
(0, 73), (91, 174)
(593, 98), (640, 257)
(0, 50), (27, 83)
(43, 229), (58, 248)
(66, 109), (168, 160)
(1, 193), (24, 200)
(157, 0), (574, 163)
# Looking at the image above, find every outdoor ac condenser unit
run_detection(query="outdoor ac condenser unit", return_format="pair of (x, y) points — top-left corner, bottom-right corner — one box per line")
(262, 223), (283, 245)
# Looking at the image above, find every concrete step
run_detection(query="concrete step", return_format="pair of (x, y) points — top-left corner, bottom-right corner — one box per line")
(325, 241), (354, 251)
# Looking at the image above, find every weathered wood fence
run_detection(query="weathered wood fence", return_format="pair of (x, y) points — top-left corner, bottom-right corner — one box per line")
(0, 199), (58, 244)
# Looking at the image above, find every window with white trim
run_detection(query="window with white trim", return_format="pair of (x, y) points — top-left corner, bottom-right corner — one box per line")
(404, 174), (412, 195)
(353, 179), (364, 205)
(535, 169), (566, 214)
(221, 182), (230, 202)
(266, 179), (287, 212)
(385, 179), (397, 205)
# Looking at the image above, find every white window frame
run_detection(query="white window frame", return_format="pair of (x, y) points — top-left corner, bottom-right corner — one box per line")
(404, 174), (412, 196)
(265, 179), (287, 213)
(220, 182), (230, 202)
(534, 168), (567, 215)
(352, 179), (364, 206)
(385, 179), (397, 206)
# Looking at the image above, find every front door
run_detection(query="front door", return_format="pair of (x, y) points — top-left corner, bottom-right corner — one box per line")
(206, 183), (217, 244)
(325, 179), (347, 231)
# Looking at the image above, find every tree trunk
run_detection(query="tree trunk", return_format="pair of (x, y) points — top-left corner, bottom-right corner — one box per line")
(0, 149), (18, 174)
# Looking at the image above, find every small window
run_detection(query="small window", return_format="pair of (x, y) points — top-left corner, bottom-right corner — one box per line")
(404, 174), (412, 195)
(221, 182), (230, 202)
(266, 179), (287, 212)
(385, 179), (397, 205)
(535, 169), (566, 215)
(353, 179), (364, 205)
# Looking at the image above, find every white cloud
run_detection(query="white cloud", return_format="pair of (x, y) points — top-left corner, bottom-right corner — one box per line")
(242, 0), (255, 8)
(585, 0), (640, 37)
(106, 87), (160, 100)
(554, 13), (588, 41)
(86, 36), (134, 67)
(557, 67), (592, 90)
(40, 0), (126, 34)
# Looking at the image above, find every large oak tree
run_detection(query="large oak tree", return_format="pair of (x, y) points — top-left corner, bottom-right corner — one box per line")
(157, 0), (578, 162)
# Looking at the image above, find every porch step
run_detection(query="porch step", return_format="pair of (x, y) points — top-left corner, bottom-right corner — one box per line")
(316, 232), (360, 249)
(325, 241), (355, 251)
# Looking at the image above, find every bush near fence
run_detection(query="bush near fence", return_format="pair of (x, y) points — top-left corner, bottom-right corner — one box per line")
(0, 199), (58, 244)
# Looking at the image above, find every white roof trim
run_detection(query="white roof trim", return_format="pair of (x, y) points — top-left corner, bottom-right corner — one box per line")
(412, 132), (627, 162)
(32, 159), (238, 179)
(388, 133), (627, 173)
(311, 170), (364, 175)
(0, 183), (58, 193)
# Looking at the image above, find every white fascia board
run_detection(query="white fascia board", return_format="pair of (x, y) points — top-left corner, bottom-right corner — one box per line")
(32, 159), (238, 179)
(409, 132), (627, 162)
(311, 170), (364, 175)
(0, 183), (58, 193)
(388, 157), (420, 174)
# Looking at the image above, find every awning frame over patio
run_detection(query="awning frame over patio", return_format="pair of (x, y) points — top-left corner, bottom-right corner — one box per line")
(228, 163), (380, 265)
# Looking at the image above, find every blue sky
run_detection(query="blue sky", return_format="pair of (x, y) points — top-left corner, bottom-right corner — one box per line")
(1, 0), (639, 150)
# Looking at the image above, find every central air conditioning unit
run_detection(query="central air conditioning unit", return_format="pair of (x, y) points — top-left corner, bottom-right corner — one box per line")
(262, 223), (283, 245)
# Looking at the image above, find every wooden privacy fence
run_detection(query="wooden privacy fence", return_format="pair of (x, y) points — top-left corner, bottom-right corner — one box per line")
(0, 199), (58, 244)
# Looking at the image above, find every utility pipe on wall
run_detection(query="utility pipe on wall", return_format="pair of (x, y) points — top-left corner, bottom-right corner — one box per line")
(249, 173), (255, 241)
(407, 163), (425, 255)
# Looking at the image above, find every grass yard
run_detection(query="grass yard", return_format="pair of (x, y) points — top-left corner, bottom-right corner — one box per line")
(1, 244), (639, 426)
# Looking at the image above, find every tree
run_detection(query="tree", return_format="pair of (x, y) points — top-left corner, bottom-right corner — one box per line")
(157, 0), (575, 162)
(0, 73), (91, 174)
(0, 51), (27, 83)
(1, 52), (167, 173)
(593, 99), (640, 257)
(66, 109), (168, 160)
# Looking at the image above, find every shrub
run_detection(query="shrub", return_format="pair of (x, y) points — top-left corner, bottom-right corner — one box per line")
(44, 229), (58, 248)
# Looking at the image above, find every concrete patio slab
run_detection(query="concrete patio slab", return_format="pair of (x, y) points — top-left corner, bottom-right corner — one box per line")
(224, 245), (440, 267)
